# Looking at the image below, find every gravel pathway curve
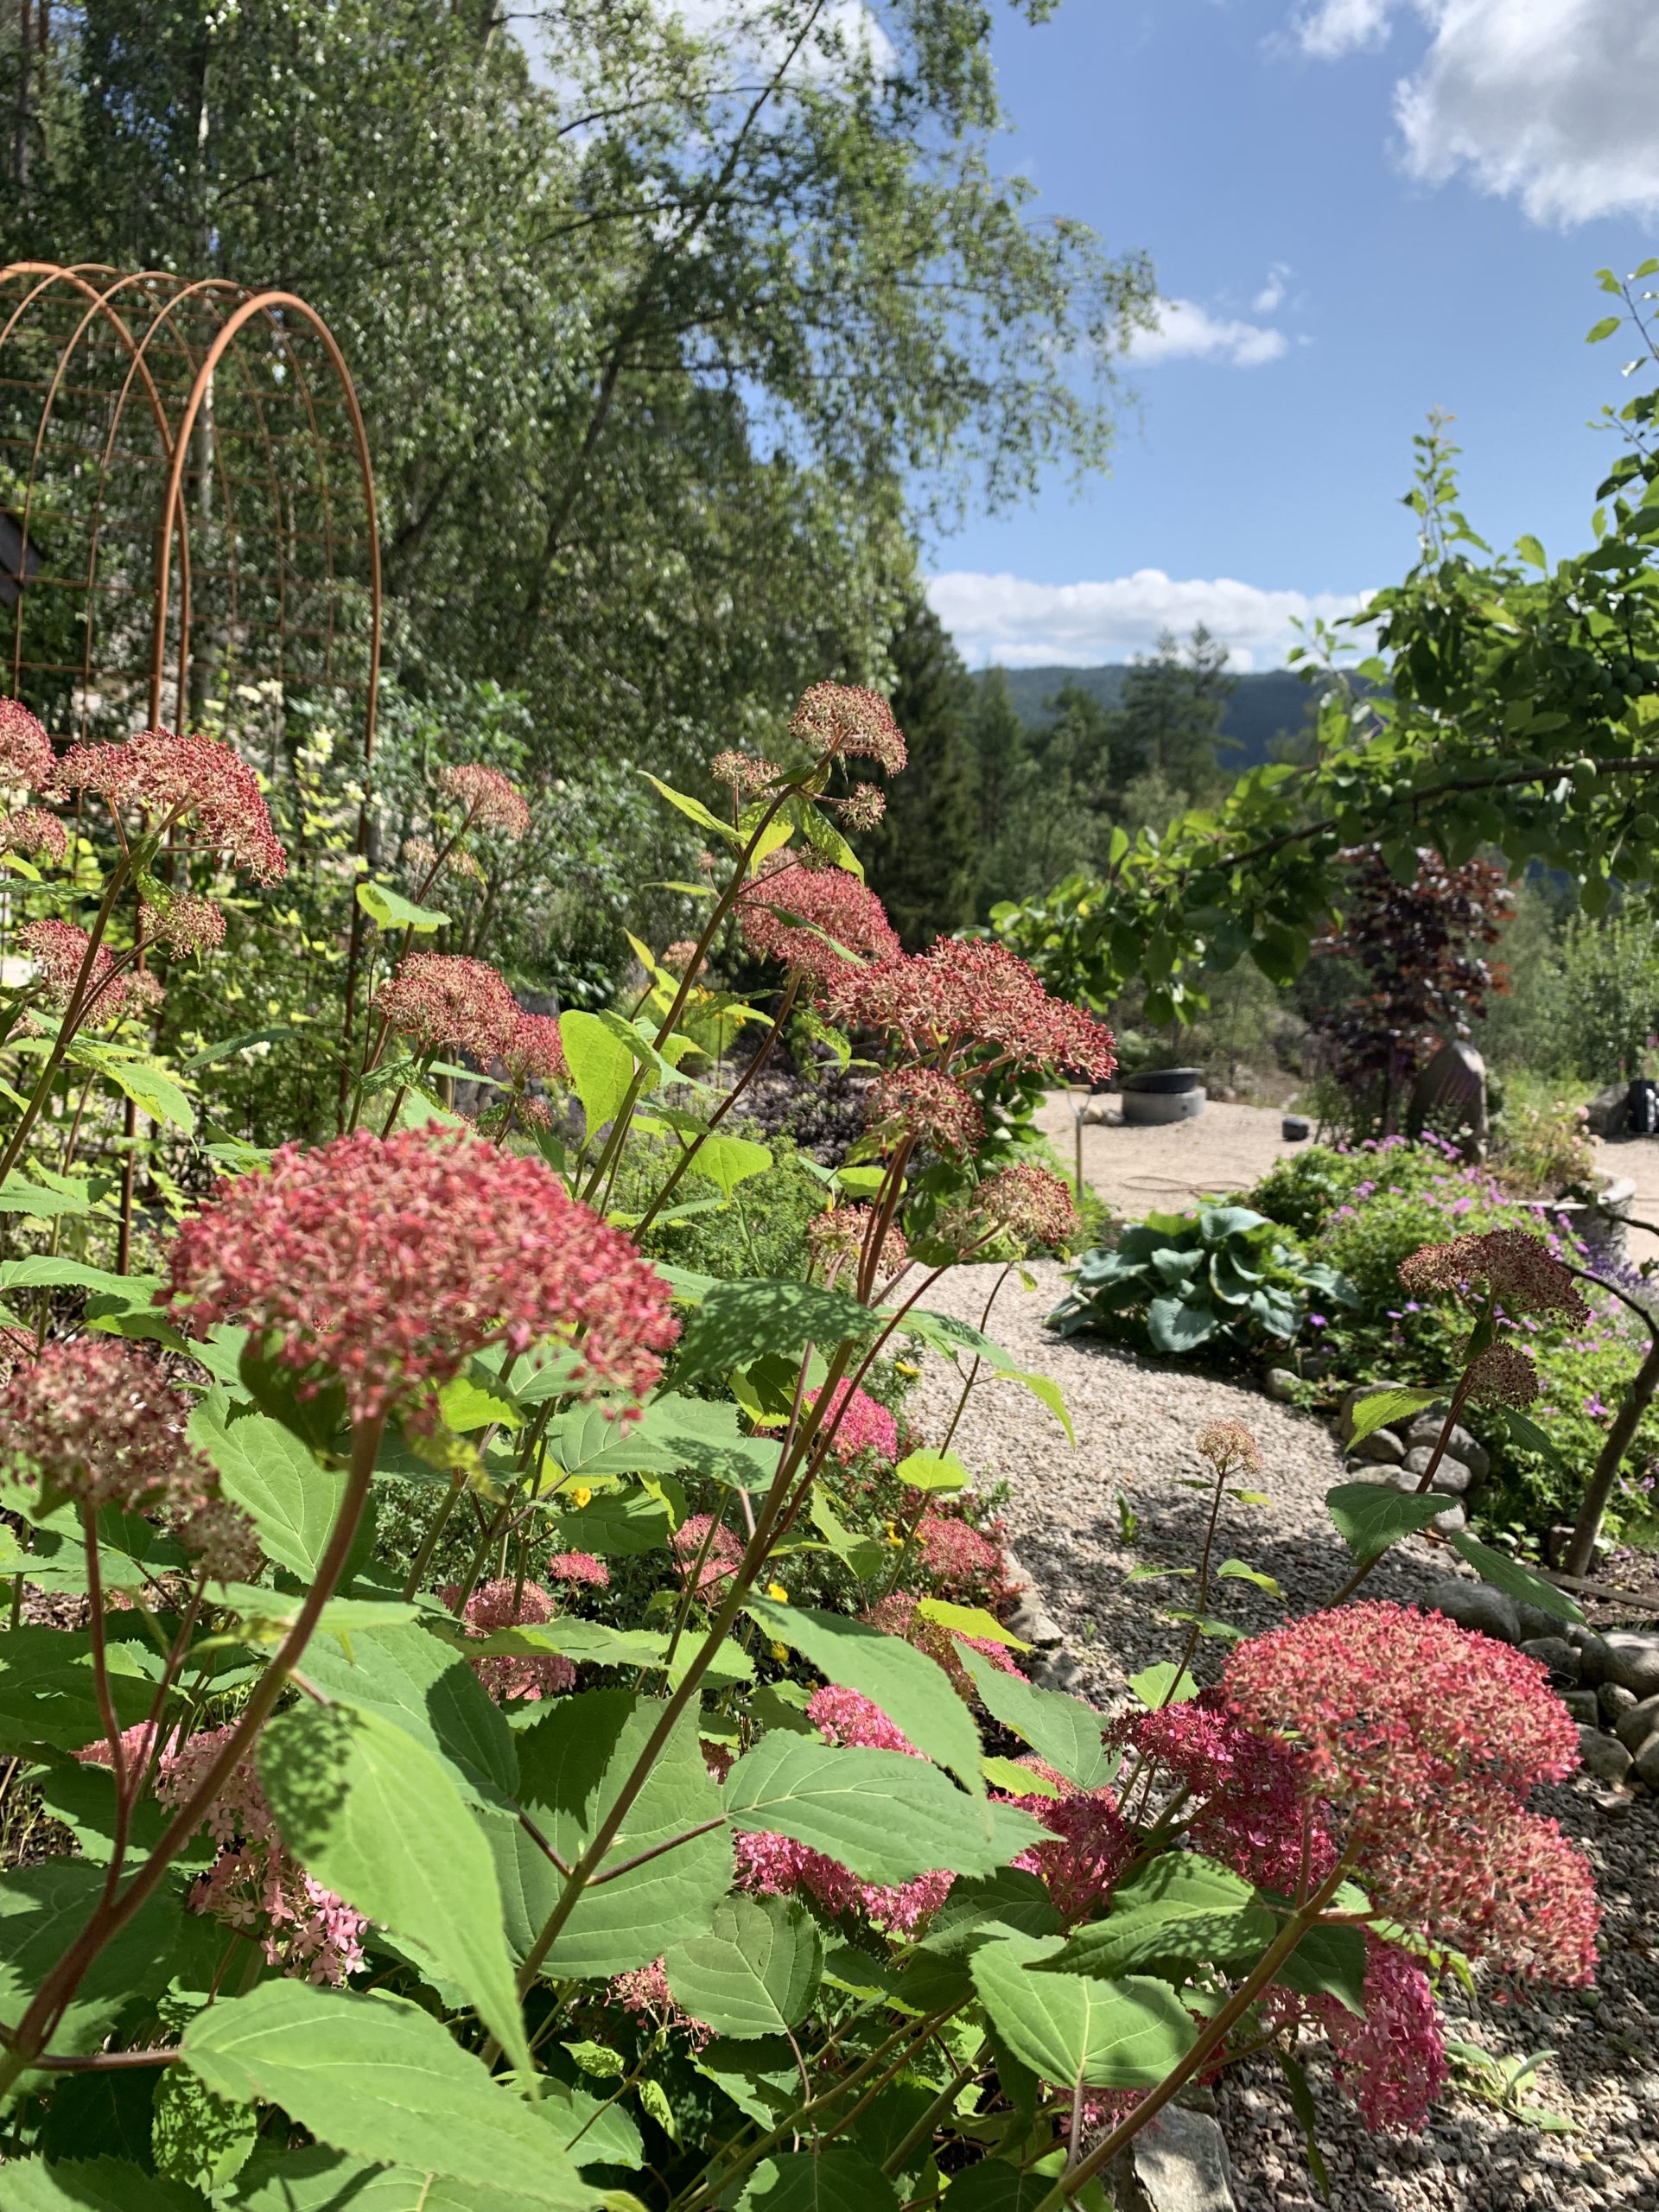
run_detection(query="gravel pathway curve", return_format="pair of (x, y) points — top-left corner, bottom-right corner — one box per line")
(907, 1259), (1659, 2212)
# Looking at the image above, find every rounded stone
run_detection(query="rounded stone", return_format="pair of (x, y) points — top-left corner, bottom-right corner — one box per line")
(1633, 1735), (1659, 1791)
(1421, 1576), (1520, 1643)
(1579, 1727), (1634, 1785)
(1601, 1632), (1659, 1701)
(1613, 1694), (1659, 1754)
(1599, 1681), (1639, 1727)
(1351, 1427), (1405, 1465)
(1519, 1636), (1582, 1681)
(1402, 1446), (1473, 1495)
(1560, 1688), (1600, 1725)
(1429, 1500), (1467, 1537)
(1263, 1367), (1299, 1404)
(1405, 1415), (1490, 1480)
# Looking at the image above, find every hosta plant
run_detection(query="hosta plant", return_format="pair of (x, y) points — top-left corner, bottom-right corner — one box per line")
(0, 689), (1601, 2210)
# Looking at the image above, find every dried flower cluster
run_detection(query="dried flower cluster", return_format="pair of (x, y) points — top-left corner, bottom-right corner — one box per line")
(441, 1579), (576, 1702)
(165, 1128), (678, 1422)
(438, 761), (531, 839)
(821, 938), (1116, 1084)
(787, 683), (907, 777)
(710, 750), (775, 794)
(867, 1066), (983, 1156)
(55, 727), (285, 882)
(157, 1726), (368, 1986)
(950, 1162), (1079, 1249)
(0, 697), (54, 792)
(502, 1011), (569, 1086)
(737, 855), (901, 984)
(143, 893), (227, 956)
(807, 1205), (907, 1287)
(0, 808), (67, 861)
(1399, 1229), (1589, 1321)
(1465, 1339), (1541, 1407)
(1195, 1419), (1265, 1478)
(374, 952), (520, 1064)
(836, 784), (886, 831)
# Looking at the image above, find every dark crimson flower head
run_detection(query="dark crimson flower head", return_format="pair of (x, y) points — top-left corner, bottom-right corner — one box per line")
(54, 727), (285, 882)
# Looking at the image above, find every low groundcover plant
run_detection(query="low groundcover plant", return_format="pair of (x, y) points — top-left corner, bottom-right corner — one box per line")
(0, 689), (1602, 2209)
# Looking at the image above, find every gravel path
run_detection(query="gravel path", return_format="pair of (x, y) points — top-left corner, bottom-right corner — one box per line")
(907, 1259), (1659, 2212)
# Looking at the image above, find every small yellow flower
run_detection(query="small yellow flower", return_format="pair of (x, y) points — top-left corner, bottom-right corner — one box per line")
(573, 1485), (592, 1509)
(766, 1582), (789, 1603)
(770, 1642), (789, 1662)
(885, 1519), (902, 1546)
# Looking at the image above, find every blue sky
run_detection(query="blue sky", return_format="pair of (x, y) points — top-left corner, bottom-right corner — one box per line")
(926, 0), (1659, 669)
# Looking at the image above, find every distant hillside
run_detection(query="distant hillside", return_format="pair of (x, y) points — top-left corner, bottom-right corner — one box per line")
(980, 664), (1318, 773)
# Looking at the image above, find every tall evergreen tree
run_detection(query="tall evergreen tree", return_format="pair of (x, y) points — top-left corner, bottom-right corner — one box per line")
(969, 666), (1027, 852)
(1109, 626), (1237, 801)
(866, 595), (978, 950)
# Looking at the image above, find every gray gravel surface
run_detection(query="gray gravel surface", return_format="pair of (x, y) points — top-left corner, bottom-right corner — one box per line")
(906, 1260), (1659, 2212)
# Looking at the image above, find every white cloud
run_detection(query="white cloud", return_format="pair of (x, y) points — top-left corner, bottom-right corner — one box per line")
(1294, 0), (1659, 227)
(1252, 263), (1293, 315)
(1127, 299), (1288, 368)
(926, 569), (1372, 672)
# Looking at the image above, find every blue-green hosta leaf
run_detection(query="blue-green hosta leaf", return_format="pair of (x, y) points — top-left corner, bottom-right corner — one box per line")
(1325, 1481), (1445, 1563)
(180, 1984), (595, 2209)
(491, 1691), (731, 1979)
(744, 1599), (982, 1791)
(1446, 1532), (1585, 1625)
(970, 1931), (1197, 2088)
(738, 2149), (897, 2212)
(294, 1621), (518, 1808)
(723, 1733), (1044, 1885)
(188, 1391), (347, 1580)
(258, 1704), (531, 2076)
(664, 1893), (823, 2039)
(1046, 1853), (1274, 1981)
(952, 1643), (1113, 1789)
(1146, 1294), (1216, 1356)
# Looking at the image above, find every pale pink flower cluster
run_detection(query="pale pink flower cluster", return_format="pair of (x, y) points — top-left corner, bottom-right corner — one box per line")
(807, 1378), (899, 1465)
(1196, 1419), (1264, 1478)
(661, 939), (700, 974)
(807, 1205), (907, 1287)
(951, 1162), (1078, 1248)
(440, 1578), (575, 1702)
(157, 1726), (367, 1986)
(374, 952), (520, 1064)
(165, 1128), (678, 1423)
(867, 1066), (983, 1156)
(0, 697), (54, 790)
(0, 1338), (256, 1580)
(608, 1958), (712, 2048)
(501, 1011), (568, 1086)
(821, 938), (1116, 1085)
(710, 749), (774, 794)
(54, 727), (285, 881)
(737, 854), (901, 984)
(546, 1550), (609, 1588)
(0, 807), (67, 861)
(17, 917), (157, 1025)
(1223, 1602), (1597, 1983)
(143, 894), (226, 955)
(438, 761), (530, 839)
(836, 784), (886, 831)
(788, 683), (907, 777)
(671, 1512), (744, 1595)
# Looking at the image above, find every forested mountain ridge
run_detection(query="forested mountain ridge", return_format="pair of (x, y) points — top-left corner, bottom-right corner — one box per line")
(978, 662), (1316, 772)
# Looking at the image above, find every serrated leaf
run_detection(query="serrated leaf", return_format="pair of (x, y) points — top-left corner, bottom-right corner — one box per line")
(296, 1620), (518, 1808)
(672, 1280), (881, 1384)
(258, 1704), (531, 2075)
(151, 2067), (259, 2194)
(0, 1624), (156, 1753)
(227, 2147), (567, 2212)
(744, 1599), (982, 1791)
(188, 1393), (347, 1579)
(356, 880), (450, 932)
(558, 1011), (639, 1139)
(916, 1599), (1028, 1649)
(180, 1984), (594, 2208)
(893, 1449), (968, 1494)
(1046, 1853), (1273, 1980)
(1445, 1533), (1585, 1625)
(1325, 1481), (1445, 1562)
(723, 1733), (1044, 1885)
(0, 1860), (184, 2056)
(1273, 1920), (1369, 2015)
(664, 1894), (823, 2039)
(1345, 1386), (1439, 1447)
(1217, 1560), (1281, 1596)
(953, 1643), (1112, 1789)
(547, 1483), (671, 1557)
(971, 1931), (1197, 2088)
(1127, 1662), (1198, 1709)
(684, 1133), (772, 1197)
(1, 2159), (207, 2212)
(738, 2149), (896, 2212)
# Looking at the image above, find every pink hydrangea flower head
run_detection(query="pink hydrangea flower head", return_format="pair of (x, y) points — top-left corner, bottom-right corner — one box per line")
(1399, 1229), (1589, 1321)
(54, 727), (285, 882)
(1264, 1936), (1447, 2134)
(0, 1336), (213, 1519)
(608, 1957), (712, 2048)
(164, 1127), (678, 1423)
(373, 952), (521, 1064)
(17, 918), (132, 1020)
(1119, 1692), (1334, 1897)
(710, 749), (775, 793)
(822, 938), (1116, 1084)
(807, 1378), (899, 1464)
(438, 761), (530, 839)
(156, 1725), (368, 1985)
(1007, 1783), (1133, 1926)
(143, 893), (226, 955)
(807, 1684), (916, 1753)
(503, 1011), (568, 1086)
(867, 1065), (984, 1156)
(440, 1578), (575, 1702)
(0, 807), (67, 861)
(671, 1511), (744, 1594)
(807, 1204), (908, 1287)
(1196, 1419), (1264, 1478)
(546, 1549), (609, 1588)
(788, 683), (906, 776)
(1465, 1341), (1540, 1407)
(915, 1511), (1004, 1596)
(737, 852), (901, 983)
(0, 697), (53, 791)
(861, 1590), (1024, 1697)
(662, 940), (701, 975)
(965, 1162), (1079, 1247)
